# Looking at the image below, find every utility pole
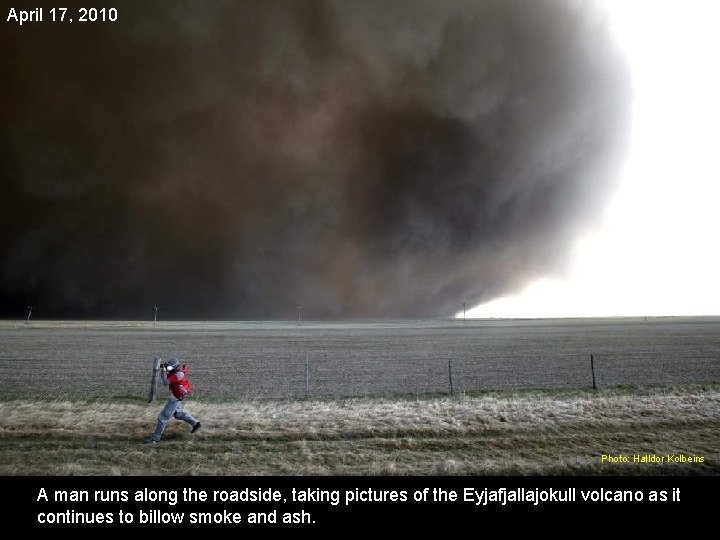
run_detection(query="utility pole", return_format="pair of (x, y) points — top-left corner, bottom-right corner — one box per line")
(26, 306), (33, 322)
(297, 302), (302, 327)
(153, 305), (158, 324)
(463, 303), (466, 321)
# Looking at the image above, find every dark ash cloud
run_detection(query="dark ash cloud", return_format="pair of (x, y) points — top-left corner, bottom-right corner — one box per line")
(0, 0), (630, 319)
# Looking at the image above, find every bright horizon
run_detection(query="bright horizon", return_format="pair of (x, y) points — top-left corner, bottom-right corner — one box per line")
(465, 0), (720, 319)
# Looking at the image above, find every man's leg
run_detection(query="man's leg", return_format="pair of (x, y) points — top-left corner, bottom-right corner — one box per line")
(149, 398), (179, 442)
(173, 401), (201, 432)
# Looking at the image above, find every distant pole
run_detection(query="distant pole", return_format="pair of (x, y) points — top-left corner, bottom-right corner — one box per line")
(448, 358), (454, 395)
(463, 303), (466, 321)
(297, 302), (302, 327)
(153, 305), (158, 324)
(26, 306), (33, 322)
(590, 354), (597, 390)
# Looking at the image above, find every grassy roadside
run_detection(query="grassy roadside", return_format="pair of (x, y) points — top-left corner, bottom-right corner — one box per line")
(1, 384), (718, 476)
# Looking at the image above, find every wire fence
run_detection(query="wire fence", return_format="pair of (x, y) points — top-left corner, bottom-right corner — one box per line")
(193, 351), (720, 400)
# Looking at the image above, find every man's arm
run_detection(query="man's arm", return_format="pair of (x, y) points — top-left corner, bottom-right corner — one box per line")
(175, 371), (189, 398)
(160, 366), (169, 386)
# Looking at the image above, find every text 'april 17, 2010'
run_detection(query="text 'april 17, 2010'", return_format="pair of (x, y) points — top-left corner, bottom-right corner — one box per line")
(6, 7), (119, 25)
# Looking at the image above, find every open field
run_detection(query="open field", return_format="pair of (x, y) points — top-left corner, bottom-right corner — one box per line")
(1, 316), (719, 400)
(1, 317), (718, 475)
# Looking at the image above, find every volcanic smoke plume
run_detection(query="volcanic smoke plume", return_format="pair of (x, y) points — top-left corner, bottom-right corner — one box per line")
(0, 0), (629, 319)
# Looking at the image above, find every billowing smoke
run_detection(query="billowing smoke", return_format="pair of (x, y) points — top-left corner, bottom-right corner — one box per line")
(0, 0), (629, 319)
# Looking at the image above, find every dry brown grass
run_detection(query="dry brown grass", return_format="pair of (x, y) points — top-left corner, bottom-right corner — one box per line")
(1, 386), (718, 476)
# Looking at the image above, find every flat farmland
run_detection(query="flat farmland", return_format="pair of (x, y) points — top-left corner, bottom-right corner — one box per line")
(1, 317), (719, 475)
(1, 317), (718, 400)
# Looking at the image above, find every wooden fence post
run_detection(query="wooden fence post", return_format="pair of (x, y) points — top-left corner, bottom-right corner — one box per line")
(448, 358), (454, 395)
(148, 357), (161, 402)
(590, 354), (597, 390)
(305, 355), (310, 398)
